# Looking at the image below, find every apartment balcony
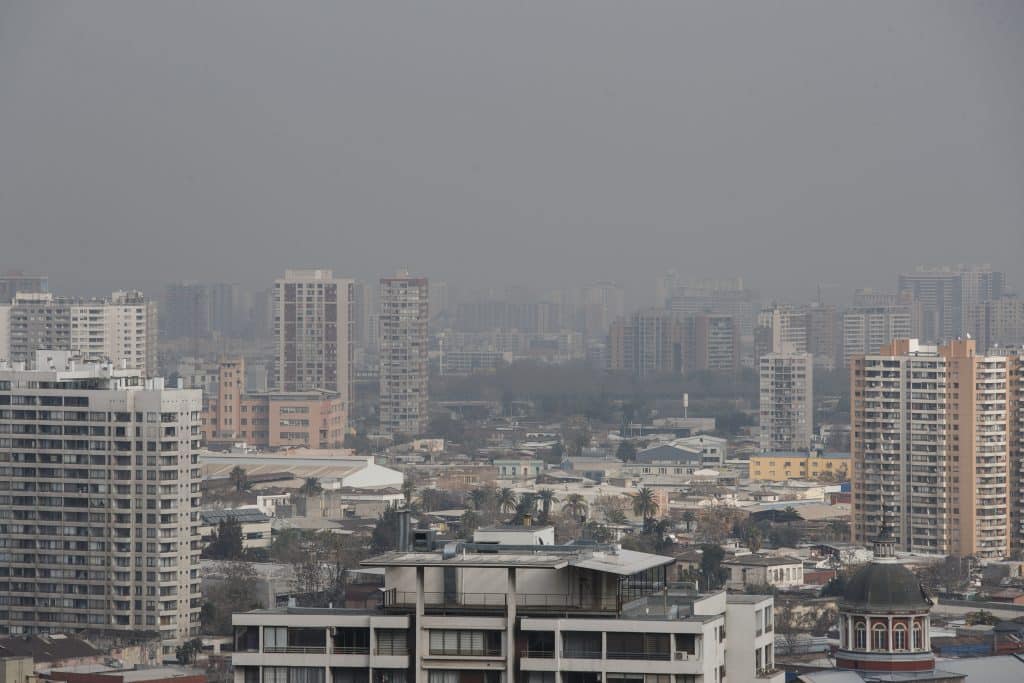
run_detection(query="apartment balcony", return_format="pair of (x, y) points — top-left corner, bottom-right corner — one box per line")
(382, 589), (620, 615)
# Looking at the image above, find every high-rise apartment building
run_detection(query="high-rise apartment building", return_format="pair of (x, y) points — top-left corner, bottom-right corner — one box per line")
(666, 277), (756, 336)
(759, 350), (813, 452)
(0, 273), (48, 303)
(898, 266), (1005, 342)
(841, 304), (915, 367)
(1, 291), (157, 376)
(970, 298), (1024, 352)
(805, 303), (839, 370)
(379, 273), (429, 437)
(684, 313), (740, 372)
(273, 270), (353, 416)
(850, 339), (1015, 559)
(608, 309), (683, 377)
(0, 351), (201, 653)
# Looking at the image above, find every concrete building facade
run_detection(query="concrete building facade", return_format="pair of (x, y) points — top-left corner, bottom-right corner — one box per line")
(274, 271), (353, 414)
(850, 339), (1014, 559)
(232, 543), (784, 683)
(0, 351), (202, 654)
(1, 292), (157, 376)
(379, 274), (429, 437)
(759, 351), (813, 453)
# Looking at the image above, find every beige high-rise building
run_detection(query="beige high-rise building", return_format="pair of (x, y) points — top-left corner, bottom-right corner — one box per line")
(273, 270), (353, 414)
(850, 339), (1015, 559)
(607, 309), (684, 377)
(970, 297), (1024, 352)
(0, 351), (201, 654)
(759, 350), (813, 452)
(379, 273), (429, 437)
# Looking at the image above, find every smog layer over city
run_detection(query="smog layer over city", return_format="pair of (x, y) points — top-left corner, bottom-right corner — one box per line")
(0, 3), (1023, 682)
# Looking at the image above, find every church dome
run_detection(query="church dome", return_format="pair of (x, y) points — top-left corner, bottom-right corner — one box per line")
(840, 561), (932, 611)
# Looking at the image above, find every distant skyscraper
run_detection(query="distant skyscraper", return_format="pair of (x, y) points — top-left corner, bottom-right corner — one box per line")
(898, 265), (1005, 342)
(970, 297), (1024, 352)
(0, 272), (47, 303)
(379, 272), (429, 437)
(608, 309), (683, 377)
(581, 281), (626, 341)
(684, 313), (740, 372)
(0, 351), (201, 653)
(2, 291), (157, 375)
(850, 339), (1016, 559)
(841, 301), (915, 366)
(162, 281), (210, 340)
(759, 349), (813, 452)
(273, 270), (353, 415)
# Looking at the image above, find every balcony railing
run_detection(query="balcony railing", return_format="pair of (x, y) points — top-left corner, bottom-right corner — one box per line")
(428, 648), (502, 657)
(382, 589), (618, 613)
(263, 646), (327, 654)
(561, 650), (602, 660)
(606, 651), (671, 661)
(332, 646), (370, 655)
(520, 649), (554, 659)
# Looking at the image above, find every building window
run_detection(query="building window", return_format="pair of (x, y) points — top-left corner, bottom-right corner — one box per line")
(855, 623), (866, 650)
(893, 624), (907, 650)
(913, 623), (923, 650)
(872, 623), (887, 651)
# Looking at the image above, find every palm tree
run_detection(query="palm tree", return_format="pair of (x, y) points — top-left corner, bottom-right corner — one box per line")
(401, 478), (415, 507)
(514, 493), (538, 524)
(651, 519), (674, 553)
(562, 493), (588, 520)
(537, 490), (559, 522)
(682, 509), (696, 533)
(229, 466), (248, 493)
(632, 487), (659, 527)
(498, 488), (518, 515)
(299, 477), (322, 496)
(460, 509), (481, 538)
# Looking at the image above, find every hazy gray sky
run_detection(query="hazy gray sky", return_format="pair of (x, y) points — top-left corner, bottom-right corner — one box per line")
(1, 1), (1021, 302)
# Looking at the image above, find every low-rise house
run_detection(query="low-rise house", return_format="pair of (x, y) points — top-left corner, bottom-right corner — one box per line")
(199, 508), (272, 549)
(722, 554), (804, 590)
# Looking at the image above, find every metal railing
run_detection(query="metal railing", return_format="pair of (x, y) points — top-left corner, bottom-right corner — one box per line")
(520, 649), (554, 659)
(606, 651), (671, 661)
(428, 647), (502, 657)
(332, 646), (370, 655)
(382, 589), (618, 613)
(262, 646), (327, 654)
(561, 650), (602, 660)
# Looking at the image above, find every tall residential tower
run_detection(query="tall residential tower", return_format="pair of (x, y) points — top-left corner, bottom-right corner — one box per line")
(379, 273), (429, 437)
(0, 351), (202, 654)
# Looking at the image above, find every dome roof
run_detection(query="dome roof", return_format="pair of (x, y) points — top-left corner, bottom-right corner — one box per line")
(841, 561), (932, 611)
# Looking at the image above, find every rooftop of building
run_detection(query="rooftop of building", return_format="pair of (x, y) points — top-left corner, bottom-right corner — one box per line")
(753, 451), (849, 459)
(363, 544), (674, 576)
(722, 553), (803, 567)
(199, 508), (270, 525)
(0, 634), (101, 663)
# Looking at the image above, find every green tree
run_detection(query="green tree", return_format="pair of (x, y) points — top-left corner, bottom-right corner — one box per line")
(745, 527), (763, 553)
(537, 489), (559, 523)
(498, 487), (518, 514)
(229, 466), (248, 492)
(203, 517), (244, 560)
(299, 477), (322, 496)
(699, 544), (728, 590)
(203, 562), (263, 634)
(632, 487), (659, 528)
(460, 509), (481, 538)
(176, 638), (203, 665)
(682, 509), (696, 532)
(615, 441), (638, 462)
(371, 504), (404, 552)
(562, 493), (588, 520)
(513, 492), (539, 524)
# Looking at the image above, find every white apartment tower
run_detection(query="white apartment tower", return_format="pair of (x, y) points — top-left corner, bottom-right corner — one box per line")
(1, 292), (158, 376)
(379, 273), (429, 437)
(759, 350), (813, 452)
(841, 305), (915, 367)
(274, 270), (354, 411)
(0, 351), (202, 654)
